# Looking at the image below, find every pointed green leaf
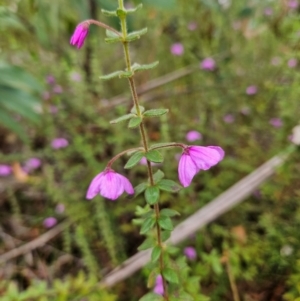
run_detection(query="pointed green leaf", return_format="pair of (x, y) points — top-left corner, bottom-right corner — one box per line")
(126, 28), (148, 41)
(110, 113), (135, 124)
(100, 70), (124, 80)
(158, 179), (182, 193)
(101, 9), (117, 17)
(144, 108), (169, 117)
(132, 61), (159, 72)
(160, 209), (180, 217)
(126, 3), (143, 14)
(153, 170), (164, 183)
(145, 150), (163, 163)
(140, 216), (156, 234)
(131, 105), (145, 114)
(162, 268), (179, 284)
(161, 231), (171, 242)
(145, 186), (160, 205)
(134, 183), (148, 197)
(173, 291), (194, 301)
(104, 36), (123, 43)
(139, 293), (163, 301)
(158, 216), (173, 231)
(125, 151), (144, 169)
(151, 245), (162, 263)
(138, 237), (155, 251)
(128, 116), (142, 128)
(106, 29), (120, 38)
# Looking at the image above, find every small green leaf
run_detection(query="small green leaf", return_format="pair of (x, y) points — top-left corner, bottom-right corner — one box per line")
(160, 208), (180, 217)
(101, 9), (117, 17)
(131, 105), (145, 114)
(144, 108), (168, 117)
(174, 291), (194, 301)
(139, 293), (163, 301)
(145, 186), (160, 205)
(147, 268), (160, 288)
(125, 151), (144, 169)
(126, 3), (143, 14)
(151, 245), (162, 263)
(145, 150), (163, 163)
(161, 231), (171, 242)
(158, 216), (173, 231)
(132, 61), (159, 72)
(140, 216), (156, 234)
(128, 116), (142, 128)
(162, 268), (179, 284)
(105, 29), (119, 38)
(110, 113), (135, 124)
(153, 170), (164, 183)
(126, 28), (148, 41)
(138, 237), (155, 251)
(134, 183), (148, 197)
(158, 179), (182, 193)
(104, 36), (123, 43)
(100, 70), (124, 80)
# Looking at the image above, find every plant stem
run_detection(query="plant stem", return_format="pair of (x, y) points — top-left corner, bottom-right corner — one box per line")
(118, 2), (169, 300)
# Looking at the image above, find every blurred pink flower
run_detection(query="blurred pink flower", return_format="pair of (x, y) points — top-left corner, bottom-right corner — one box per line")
(269, 118), (283, 128)
(43, 217), (57, 228)
(86, 168), (134, 200)
(55, 203), (65, 214)
(42, 91), (51, 100)
(0, 165), (12, 176)
(23, 158), (41, 172)
(187, 21), (197, 31)
(184, 246), (197, 260)
(70, 72), (82, 82)
(53, 85), (63, 94)
(153, 275), (164, 295)
(178, 146), (224, 187)
(186, 130), (202, 142)
(200, 58), (216, 71)
(264, 7), (273, 16)
(51, 138), (69, 149)
(46, 75), (55, 85)
(170, 43), (184, 56)
(49, 105), (58, 114)
(246, 85), (257, 95)
(70, 23), (89, 49)
(271, 57), (281, 66)
(240, 107), (251, 115)
(288, 0), (299, 9)
(288, 58), (297, 68)
(223, 114), (235, 124)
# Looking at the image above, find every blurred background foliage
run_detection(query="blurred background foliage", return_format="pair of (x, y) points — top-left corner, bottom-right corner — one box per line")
(0, 0), (300, 300)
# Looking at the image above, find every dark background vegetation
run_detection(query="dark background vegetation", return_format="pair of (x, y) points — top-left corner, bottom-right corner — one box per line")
(0, 0), (300, 300)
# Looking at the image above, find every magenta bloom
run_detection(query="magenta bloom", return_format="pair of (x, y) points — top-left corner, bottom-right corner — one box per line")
(269, 118), (283, 128)
(288, 58), (297, 68)
(186, 130), (202, 142)
(43, 217), (57, 228)
(170, 43), (184, 56)
(0, 164), (12, 176)
(46, 75), (55, 85)
(55, 203), (65, 214)
(53, 85), (63, 94)
(70, 23), (89, 49)
(264, 8), (273, 16)
(153, 275), (164, 295)
(200, 58), (216, 71)
(246, 85), (257, 95)
(184, 246), (197, 260)
(178, 146), (224, 187)
(187, 21), (197, 31)
(223, 114), (235, 124)
(86, 168), (134, 200)
(51, 138), (69, 149)
(288, 0), (299, 9)
(23, 158), (41, 172)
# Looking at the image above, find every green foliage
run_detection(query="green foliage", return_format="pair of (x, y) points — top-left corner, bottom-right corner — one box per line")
(125, 151), (144, 168)
(145, 150), (163, 163)
(143, 108), (168, 117)
(145, 185), (160, 205)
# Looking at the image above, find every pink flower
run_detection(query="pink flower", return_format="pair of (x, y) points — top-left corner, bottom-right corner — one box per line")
(43, 217), (57, 228)
(70, 72), (82, 82)
(70, 23), (89, 49)
(170, 43), (184, 56)
(184, 246), (197, 260)
(46, 75), (55, 85)
(271, 57), (281, 66)
(187, 21), (197, 31)
(246, 85), (257, 95)
(200, 58), (216, 71)
(0, 164), (12, 176)
(53, 85), (63, 94)
(269, 118), (283, 128)
(153, 275), (164, 295)
(49, 105), (58, 114)
(55, 203), (65, 214)
(186, 130), (202, 142)
(178, 146), (224, 187)
(223, 114), (235, 124)
(86, 168), (134, 200)
(264, 7), (273, 16)
(288, 0), (299, 9)
(288, 58), (297, 68)
(23, 158), (41, 172)
(51, 138), (69, 149)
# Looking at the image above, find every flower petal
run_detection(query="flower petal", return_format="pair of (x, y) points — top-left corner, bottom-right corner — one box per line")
(100, 171), (124, 200)
(86, 172), (104, 199)
(118, 173), (134, 195)
(178, 153), (197, 187)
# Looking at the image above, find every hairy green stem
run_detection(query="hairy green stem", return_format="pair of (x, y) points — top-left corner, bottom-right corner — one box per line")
(118, 2), (169, 299)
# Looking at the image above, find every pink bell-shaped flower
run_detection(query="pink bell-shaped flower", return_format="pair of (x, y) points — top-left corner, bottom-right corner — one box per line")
(86, 168), (134, 200)
(70, 23), (89, 49)
(178, 146), (224, 187)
